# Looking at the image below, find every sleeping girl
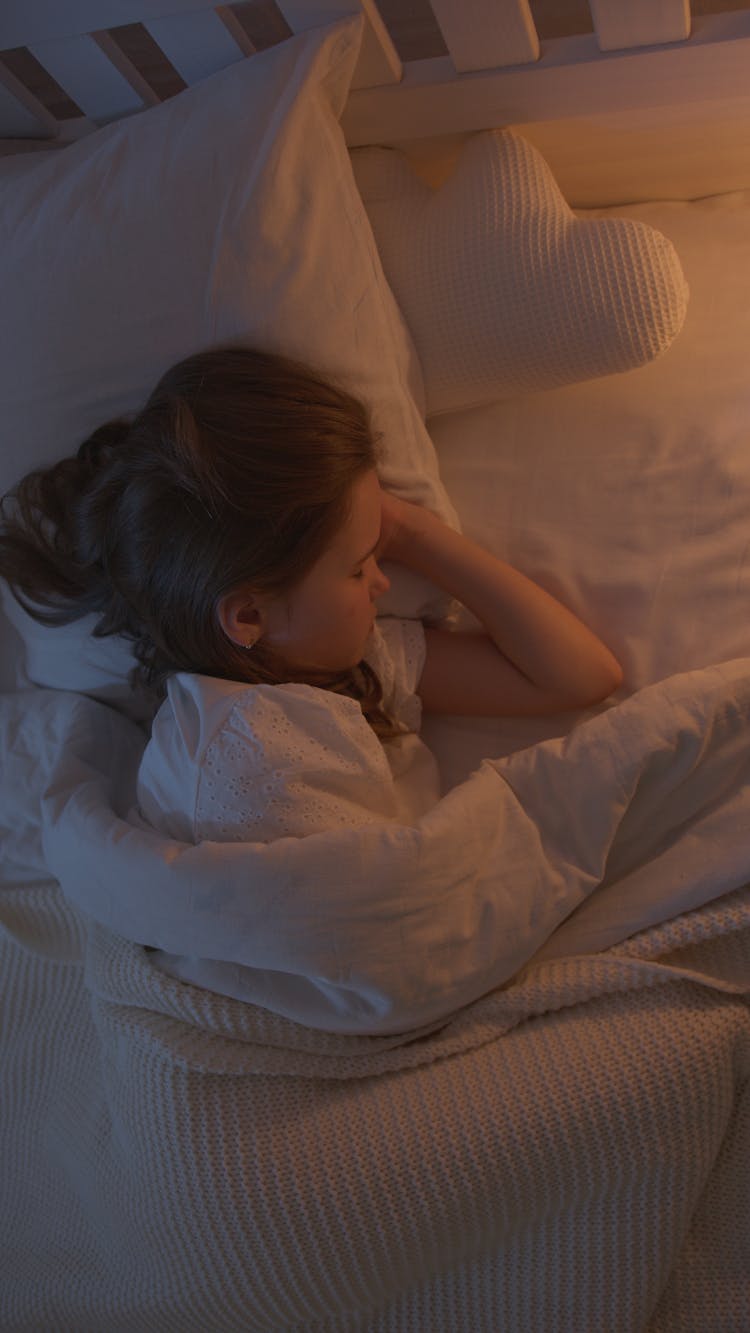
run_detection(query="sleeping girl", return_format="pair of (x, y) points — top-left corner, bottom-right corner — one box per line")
(0, 345), (622, 844)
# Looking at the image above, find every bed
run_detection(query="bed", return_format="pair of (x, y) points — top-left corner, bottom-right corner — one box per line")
(1, 2), (750, 1329)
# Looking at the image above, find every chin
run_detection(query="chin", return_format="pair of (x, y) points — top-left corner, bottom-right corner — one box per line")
(360, 622), (376, 651)
(348, 648), (368, 669)
(343, 643), (370, 671)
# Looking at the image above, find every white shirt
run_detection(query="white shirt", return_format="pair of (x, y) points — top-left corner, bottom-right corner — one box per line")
(137, 617), (441, 844)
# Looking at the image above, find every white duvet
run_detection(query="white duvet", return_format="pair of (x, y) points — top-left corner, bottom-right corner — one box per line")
(4, 654), (750, 1035)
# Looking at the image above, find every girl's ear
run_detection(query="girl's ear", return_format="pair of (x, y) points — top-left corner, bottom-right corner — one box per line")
(216, 586), (266, 649)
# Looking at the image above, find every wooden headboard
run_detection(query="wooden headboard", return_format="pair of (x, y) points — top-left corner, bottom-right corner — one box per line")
(2, 0), (750, 205)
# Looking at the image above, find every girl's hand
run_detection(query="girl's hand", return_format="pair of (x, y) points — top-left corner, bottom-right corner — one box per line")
(376, 489), (438, 564)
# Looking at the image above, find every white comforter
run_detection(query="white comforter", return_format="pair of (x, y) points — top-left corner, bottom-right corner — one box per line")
(4, 656), (750, 1034)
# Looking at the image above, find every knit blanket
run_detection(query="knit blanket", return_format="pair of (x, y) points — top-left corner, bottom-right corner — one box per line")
(1, 885), (748, 1330)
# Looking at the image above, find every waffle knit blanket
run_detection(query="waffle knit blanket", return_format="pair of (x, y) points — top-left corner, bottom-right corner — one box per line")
(0, 879), (748, 1330)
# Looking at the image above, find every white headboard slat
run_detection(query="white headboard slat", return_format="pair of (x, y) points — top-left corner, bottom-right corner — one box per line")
(429, 0), (539, 73)
(589, 0), (691, 52)
(28, 34), (146, 125)
(144, 10), (251, 83)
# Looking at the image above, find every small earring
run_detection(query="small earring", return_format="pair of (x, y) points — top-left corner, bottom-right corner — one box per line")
(243, 637), (257, 650)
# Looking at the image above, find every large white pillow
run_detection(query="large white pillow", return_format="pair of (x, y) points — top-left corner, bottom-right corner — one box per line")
(351, 131), (689, 416)
(0, 16), (458, 700)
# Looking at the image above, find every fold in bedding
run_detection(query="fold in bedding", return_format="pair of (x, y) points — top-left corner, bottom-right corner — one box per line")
(3, 657), (750, 1035)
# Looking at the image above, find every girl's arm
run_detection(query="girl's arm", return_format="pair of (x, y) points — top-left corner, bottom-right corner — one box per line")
(377, 494), (623, 717)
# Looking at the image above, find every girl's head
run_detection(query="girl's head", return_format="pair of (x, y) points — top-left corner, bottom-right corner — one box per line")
(219, 459), (389, 673)
(0, 345), (402, 736)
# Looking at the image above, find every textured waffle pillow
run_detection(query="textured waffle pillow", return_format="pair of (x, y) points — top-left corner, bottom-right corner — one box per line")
(351, 130), (689, 416)
(0, 16), (458, 703)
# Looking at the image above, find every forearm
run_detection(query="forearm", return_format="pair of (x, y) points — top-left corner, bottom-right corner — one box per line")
(397, 512), (623, 704)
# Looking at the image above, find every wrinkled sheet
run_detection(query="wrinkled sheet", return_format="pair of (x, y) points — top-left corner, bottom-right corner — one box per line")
(4, 656), (750, 1034)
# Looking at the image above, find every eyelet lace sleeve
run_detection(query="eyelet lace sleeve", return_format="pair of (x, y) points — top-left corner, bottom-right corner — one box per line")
(194, 682), (403, 843)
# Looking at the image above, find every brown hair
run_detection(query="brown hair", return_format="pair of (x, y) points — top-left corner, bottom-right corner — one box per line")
(0, 345), (409, 740)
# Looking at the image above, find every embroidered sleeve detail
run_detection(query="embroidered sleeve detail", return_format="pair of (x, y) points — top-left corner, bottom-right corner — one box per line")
(194, 683), (402, 843)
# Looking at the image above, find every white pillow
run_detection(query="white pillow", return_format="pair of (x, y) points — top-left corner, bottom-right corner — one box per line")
(0, 16), (458, 704)
(351, 130), (689, 416)
(421, 189), (750, 790)
(0, 583), (150, 721)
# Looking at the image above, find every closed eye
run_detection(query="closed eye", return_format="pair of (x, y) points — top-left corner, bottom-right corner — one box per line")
(352, 532), (381, 576)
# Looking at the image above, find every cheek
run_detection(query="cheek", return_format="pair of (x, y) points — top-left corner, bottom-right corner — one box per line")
(287, 576), (373, 642)
(298, 584), (361, 633)
(330, 585), (372, 631)
(339, 588), (365, 621)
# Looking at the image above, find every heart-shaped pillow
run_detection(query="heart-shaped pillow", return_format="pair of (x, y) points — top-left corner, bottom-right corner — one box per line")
(351, 130), (689, 416)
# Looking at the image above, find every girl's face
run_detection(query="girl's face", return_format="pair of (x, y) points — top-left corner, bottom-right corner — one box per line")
(252, 468), (391, 672)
